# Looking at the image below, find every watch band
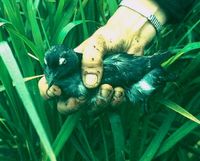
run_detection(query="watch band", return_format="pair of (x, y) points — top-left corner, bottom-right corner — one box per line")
(120, 0), (163, 32)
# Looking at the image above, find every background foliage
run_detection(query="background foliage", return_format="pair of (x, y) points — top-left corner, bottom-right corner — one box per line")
(0, 0), (200, 161)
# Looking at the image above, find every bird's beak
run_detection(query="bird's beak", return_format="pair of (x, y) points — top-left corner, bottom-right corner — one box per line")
(48, 71), (59, 87)
(49, 78), (54, 87)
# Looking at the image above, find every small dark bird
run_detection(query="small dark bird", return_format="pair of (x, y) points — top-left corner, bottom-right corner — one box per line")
(44, 45), (173, 109)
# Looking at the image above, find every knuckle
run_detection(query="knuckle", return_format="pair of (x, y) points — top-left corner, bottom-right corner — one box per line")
(113, 87), (125, 98)
(101, 84), (113, 90)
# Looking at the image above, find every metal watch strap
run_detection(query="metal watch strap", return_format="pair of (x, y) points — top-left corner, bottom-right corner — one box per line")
(120, 0), (163, 32)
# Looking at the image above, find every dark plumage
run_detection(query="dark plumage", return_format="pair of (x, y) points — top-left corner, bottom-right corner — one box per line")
(44, 45), (173, 107)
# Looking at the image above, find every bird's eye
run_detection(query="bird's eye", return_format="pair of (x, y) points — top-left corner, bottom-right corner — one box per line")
(59, 57), (67, 65)
(44, 58), (47, 65)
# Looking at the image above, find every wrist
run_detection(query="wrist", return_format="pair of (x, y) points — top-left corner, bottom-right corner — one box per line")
(119, 0), (167, 32)
(105, 6), (158, 55)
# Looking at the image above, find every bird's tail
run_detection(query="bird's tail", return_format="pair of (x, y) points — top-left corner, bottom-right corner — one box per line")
(148, 51), (173, 69)
(126, 67), (176, 104)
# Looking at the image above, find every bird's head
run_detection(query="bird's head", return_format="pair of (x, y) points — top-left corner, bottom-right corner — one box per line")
(44, 45), (81, 86)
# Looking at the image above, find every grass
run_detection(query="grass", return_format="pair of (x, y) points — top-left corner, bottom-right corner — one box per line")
(0, 0), (200, 161)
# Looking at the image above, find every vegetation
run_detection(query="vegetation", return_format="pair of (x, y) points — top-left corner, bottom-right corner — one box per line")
(0, 0), (200, 161)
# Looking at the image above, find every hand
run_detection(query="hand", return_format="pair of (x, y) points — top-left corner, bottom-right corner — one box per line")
(38, 76), (80, 114)
(38, 1), (167, 114)
(38, 76), (61, 99)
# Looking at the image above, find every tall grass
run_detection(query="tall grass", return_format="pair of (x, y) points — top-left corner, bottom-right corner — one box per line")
(0, 0), (200, 161)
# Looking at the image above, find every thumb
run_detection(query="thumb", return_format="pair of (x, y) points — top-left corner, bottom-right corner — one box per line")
(81, 30), (106, 88)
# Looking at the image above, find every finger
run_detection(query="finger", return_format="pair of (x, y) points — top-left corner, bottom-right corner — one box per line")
(95, 84), (113, 109)
(57, 97), (85, 114)
(82, 28), (107, 88)
(111, 87), (125, 107)
(38, 76), (51, 99)
(74, 38), (90, 53)
(46, 85), (62, 98)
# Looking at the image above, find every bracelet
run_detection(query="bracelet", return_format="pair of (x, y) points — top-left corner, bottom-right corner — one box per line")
(120, 0), (163, 32)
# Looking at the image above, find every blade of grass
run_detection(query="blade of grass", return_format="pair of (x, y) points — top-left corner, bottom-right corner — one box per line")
(56, 20), (92, 44)
(106, 0), (118, 15)
(159, 99), (200, 124)
(1, 0), (25, 34)
(109, 113), (125, 161)
(139, 112), (175, 161)
(79, 0), (89, 39)
(129, 104), (141, 161)
(176, 19), (200, 46)
(0, 42), (56, 161)
(77, 123), (97, 161)
(0, 5), (34, 76)
(1, 22), (53, 141)
(179, 48), (200, 83)
(37, 10), (50, 49)
(0, 58), (26, 130)
(52, 112), (81, 156)
(177, 148), (189, 161)
(53, 0), (70, 28)
(156, 114), (200, 157)
(0, 21), (43, 64)
(70, 135), (91, 161)
(51, 0), (79, 43)
(27, 0), (45, 61)
(162, 42), (200, 68)
(0, 156), (16, 161)
(99, 118), (109, 161)
(0, 75), (43, 92)
(96, 0), (107, 24)
(2, 19), (53, 144)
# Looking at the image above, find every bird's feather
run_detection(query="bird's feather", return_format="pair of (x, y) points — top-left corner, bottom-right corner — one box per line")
(44, 45), (173, 108)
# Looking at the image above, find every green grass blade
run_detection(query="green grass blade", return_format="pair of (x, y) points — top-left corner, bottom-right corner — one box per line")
(128, 104), (140, 161)
(179, 49), (200, 83)
(109, 113), (125, 161)
(7, 27), (42, 63)
(0, 42), (56, 161)
(77, 123), (97, 161)
(51, 0), (79, 43)
(37, 10), (50, 48)
(0, 21), (42, 64)
(52, 112), (81, 156)
(160, 99), (200, 124)
(99, 118), (109, 161)
(0, 156), (16, 161)
(0, 17), (34, 77)
(162, 42), (200, 68)
(139, 112), (175, 161)
(156, 114), (200, 157)
(79, 0), (89, 39)
(56, 20), (91, 44)
(177, 148), (189, 161)
(27, 0), (45, 60)
(106, 0), (118, 15)
(176, 19), (200, 46)
(1, 0), (25, 34)
(53, 0), (70, 28)
(70, 135), (91, 161)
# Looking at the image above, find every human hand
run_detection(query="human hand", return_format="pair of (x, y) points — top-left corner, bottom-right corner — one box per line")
(38, 1), (167, 114)
(38, 76), (81, 114)
(65, 4), (166, 112)
(38, 76), (61, 99)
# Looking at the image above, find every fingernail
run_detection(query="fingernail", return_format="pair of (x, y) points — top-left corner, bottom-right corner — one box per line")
(114, 91), (123, 98)
(100, 89), (111, 98)
(85, 74), (98, 87)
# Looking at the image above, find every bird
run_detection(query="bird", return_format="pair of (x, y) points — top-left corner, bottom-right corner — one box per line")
(44, 45), (173, 109)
